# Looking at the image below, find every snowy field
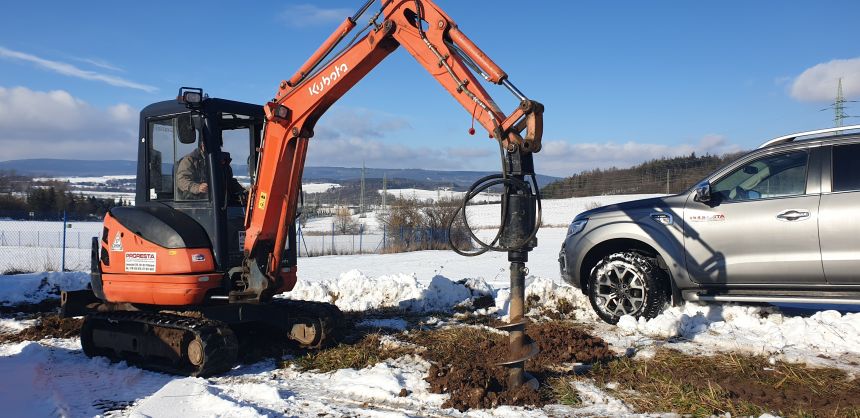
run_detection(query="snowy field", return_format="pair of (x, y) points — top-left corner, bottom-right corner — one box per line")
(1, 193), (858, 416)
(303, 183), (341, 194)
(381, 188), (501, 204)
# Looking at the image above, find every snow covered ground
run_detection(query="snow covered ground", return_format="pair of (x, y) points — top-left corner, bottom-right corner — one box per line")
(302, 183), (342, 194)
(381, 188), (501, 204)
(1, 193), (858, 416)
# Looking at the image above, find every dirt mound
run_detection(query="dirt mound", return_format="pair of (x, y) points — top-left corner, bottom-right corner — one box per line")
(411, 321), (612, 411)
(422, 332), (542, 410)
(0, 314), (82, 343)
(527, 322), (614, 368)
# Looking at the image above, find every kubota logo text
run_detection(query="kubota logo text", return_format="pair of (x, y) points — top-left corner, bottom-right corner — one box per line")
(308, 63), (348, 96)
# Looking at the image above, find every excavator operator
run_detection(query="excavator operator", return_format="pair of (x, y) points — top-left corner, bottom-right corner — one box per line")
(176, 140), (245, 203)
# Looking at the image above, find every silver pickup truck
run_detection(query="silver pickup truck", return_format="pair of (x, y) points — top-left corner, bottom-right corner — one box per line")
(558, 125), (860, 324)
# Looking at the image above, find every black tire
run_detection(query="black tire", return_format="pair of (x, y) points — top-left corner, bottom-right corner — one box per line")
(587, 251), (668, 324)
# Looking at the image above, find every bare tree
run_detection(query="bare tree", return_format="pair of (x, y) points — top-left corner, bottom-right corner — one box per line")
(334, 207), (359, 234)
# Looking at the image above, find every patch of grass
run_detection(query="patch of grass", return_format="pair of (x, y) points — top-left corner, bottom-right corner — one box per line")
(289, 333), (415, 372)
(546, 377), (580, 406)
(578, 349), (860, 417)
(407, 325), (504, 361)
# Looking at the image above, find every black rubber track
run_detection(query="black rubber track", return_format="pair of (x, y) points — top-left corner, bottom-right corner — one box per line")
(81, 311), (238, 377)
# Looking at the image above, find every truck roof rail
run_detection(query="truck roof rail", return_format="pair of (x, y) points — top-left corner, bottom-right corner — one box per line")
(758, 124), (860, 149)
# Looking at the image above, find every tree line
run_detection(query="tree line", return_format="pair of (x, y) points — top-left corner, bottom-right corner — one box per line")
(541, 152), (745, 198)
(0, 171), (124, 220)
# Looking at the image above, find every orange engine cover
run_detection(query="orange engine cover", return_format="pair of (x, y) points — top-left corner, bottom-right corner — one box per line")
(100, 212), (222, 306)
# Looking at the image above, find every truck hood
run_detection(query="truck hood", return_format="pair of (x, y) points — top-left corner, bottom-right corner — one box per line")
(574, 195), (687, 221)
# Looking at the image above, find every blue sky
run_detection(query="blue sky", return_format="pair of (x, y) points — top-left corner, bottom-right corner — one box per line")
(1, 1), (858, 176)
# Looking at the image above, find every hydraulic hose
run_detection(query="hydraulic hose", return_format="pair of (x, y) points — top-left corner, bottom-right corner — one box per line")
(447, 168), (542, 257)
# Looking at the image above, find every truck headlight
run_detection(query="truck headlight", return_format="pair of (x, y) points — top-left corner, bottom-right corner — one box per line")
(566, 219), (588, 238)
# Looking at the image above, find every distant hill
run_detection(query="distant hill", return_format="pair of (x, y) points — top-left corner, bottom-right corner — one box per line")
(542, 152), (746, 198)
(0, 159), (137, 177)
(0, 159), (559, 189)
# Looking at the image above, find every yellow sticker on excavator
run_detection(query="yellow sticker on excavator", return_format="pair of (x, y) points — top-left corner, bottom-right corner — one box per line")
(258, 192), (267, 209)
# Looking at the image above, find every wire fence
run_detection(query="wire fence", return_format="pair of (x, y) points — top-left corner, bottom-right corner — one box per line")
(0, 217), (465, 273)
(295, 224), (460, 257)
(0, 214), (101, 273)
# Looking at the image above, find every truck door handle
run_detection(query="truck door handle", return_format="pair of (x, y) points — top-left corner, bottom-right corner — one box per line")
(776, 209), (810, 221)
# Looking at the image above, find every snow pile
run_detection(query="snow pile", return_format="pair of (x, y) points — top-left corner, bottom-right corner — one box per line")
(285, 270), (474, 312)
(616, 303), (860, 359)
(0, 272), (90, 306)
(0, 318), (37, 334)
(286, 269), (595, 319)
(326, 356), (433, 401)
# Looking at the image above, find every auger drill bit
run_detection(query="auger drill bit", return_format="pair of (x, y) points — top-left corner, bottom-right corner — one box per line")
(495, 170), (540, 390)
(496, 258), (539, 389)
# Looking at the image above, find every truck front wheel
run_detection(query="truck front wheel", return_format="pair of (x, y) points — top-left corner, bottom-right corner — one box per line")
(587, 251), (668, 324)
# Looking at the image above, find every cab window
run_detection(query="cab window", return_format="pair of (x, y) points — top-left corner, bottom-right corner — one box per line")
(713, 151), (808, 201)
(148, 118), (176, 201)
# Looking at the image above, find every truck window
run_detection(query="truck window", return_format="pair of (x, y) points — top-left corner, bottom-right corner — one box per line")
(832, 143), (860, 192)
(713, 151), (808, 201)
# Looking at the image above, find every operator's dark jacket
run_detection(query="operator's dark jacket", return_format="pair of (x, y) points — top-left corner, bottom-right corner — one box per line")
(176, 148), (245, 202)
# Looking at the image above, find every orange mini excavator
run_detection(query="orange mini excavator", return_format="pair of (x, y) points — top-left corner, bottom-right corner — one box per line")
(63, 0), (544, 385)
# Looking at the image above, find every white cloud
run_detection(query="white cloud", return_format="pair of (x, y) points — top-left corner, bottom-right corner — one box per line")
(73, 56), (124, 73)
(280, 4), (352, 28)
(536, 134), (742, 177)
(0, 86), (138, 160)
(790, 57), (860, 102)
(0, 46), (157, 93)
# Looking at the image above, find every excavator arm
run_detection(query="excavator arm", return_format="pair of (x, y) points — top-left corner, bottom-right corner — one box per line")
(239, 0), (544, 303)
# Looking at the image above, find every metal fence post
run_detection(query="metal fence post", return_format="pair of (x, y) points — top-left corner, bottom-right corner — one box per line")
(359, 225), (363, 254)
(297, 222), (301, 258)
(331, 222), (335, 255)
(61, 210), (67, 271)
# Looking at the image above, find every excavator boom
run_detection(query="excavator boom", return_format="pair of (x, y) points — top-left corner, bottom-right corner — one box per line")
(242, 0), (543, 303)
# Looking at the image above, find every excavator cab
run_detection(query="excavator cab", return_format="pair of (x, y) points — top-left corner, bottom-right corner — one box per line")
(82, 89), (278, 307)
(137, 88), (264, 273)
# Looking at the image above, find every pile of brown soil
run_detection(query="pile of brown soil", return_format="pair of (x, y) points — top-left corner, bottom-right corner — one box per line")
(527, 322), (614, 369)
(410, 321), (613, 411)
(0, 314), (82, 343)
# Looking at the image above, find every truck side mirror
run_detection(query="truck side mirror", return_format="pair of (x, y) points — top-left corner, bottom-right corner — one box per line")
(694, 182), (712, 203)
